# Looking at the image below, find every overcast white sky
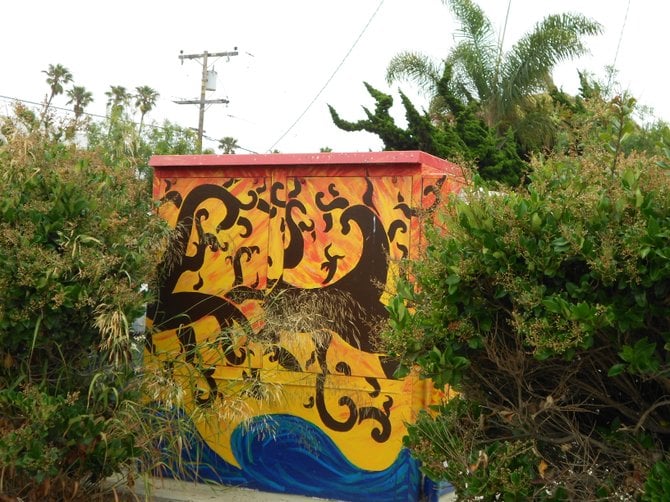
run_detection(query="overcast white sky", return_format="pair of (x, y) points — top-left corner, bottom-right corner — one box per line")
(2, 1), (666, 154)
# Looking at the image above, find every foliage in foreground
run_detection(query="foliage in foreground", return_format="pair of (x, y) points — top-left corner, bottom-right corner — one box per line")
(384, 97), (670, 499)
(0, 108), (200, 499)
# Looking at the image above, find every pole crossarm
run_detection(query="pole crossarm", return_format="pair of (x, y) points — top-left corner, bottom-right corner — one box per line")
(179, 50), (239, 61)
(173, 99), (230, 105)
(176, 48), (238, 153)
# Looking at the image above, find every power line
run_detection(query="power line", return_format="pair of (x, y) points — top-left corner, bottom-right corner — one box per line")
(266, 0), (385, 152)
(202, 132), (257, 154)
(499, 0), (512, 50)
(0, 94), (108, 120)
(494, 0), (512, 88)
(607, 0), (631, 92)
(0, 93), (256, 153)
(0, 94), (179, 133)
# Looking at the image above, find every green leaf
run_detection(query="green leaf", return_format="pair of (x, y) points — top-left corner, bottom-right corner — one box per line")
(570, 302), (593, 321)
(542, 296), (568, 315)
(565, 281), (581, 296)
(552, 236), (570, 253)
(619, 338), (659, 374)
(397, 278), (415, 301)
(393, 364), (411, 379)
(445, 274), (460, 285)
(634, 291), (647, 307)
(452, 356), (470, 370)
(607, 363), (626, 377)
(534, 348), (553, 361)
(531, 212), (542, 231)
(621, 168), (637, 189)
(467, 336), (483, 349)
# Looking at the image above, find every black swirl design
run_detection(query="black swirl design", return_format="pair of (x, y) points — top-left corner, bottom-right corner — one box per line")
(148, 174), (424, 444)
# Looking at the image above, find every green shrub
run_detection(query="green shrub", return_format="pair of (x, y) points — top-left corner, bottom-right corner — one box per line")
(0, 112), (184, 499)
(643, 460), (670, 502)
(385, 101), (670, 498)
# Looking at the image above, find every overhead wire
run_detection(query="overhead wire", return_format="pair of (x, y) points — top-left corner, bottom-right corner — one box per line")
(498, 0), (512, 54)
(0, 94), (108, 121)
(0, 93), (252, 153)
(0, 93), (193, 134)
(266, 0), (385, 153)
(0, 93), (172, 131)
(606, 0), (631, 93)
(493, 0), (512, 94)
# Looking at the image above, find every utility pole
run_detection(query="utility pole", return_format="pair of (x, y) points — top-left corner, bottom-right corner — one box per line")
(175, 49), (238, 153)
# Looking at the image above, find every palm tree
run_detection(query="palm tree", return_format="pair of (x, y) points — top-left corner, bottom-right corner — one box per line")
(105, 85), (131, 114)
(66, 86), (93, 122)
(134, 85), (159, 135)
(43, 64), (73, 111)
(42, 63), (73, 127)
(217, 136), (239, 154)
(104, 85), (133, 144)
(386, 0), (601, 150)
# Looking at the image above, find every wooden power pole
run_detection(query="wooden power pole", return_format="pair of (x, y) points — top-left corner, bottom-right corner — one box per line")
(175, 49), (238, 153)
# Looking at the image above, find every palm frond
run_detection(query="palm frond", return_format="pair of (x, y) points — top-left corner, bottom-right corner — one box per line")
(443, 0), (496, 48)
(503, 14), (602, 106)
(446, 42), (494, 103)
(386, 51), (443, 96)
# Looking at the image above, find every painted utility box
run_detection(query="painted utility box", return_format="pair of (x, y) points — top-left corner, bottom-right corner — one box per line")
(146, 151), (464, 501)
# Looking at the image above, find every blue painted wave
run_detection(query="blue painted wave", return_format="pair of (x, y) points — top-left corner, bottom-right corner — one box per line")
(173, 413), (450, 501)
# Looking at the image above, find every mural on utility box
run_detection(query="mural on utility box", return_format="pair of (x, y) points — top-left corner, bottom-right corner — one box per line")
(145, 159), (461, 501)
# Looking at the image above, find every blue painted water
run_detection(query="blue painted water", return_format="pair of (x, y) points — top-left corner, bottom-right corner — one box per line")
(168, 413), (451, 501)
